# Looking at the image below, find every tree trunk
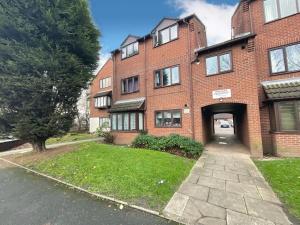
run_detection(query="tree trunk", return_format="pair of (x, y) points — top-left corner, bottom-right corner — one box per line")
(32, 139), (46, 152)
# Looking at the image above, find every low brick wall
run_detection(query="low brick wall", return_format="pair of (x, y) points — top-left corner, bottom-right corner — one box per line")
(272, 133), (300, 157)
(0, 140), (27, 152)
(112, 132), (139, 145)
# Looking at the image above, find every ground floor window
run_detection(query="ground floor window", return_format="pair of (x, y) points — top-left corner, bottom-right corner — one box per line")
(155, 110), (181, 127)
(274, 100), (300, 131)
(111, 112), (144, 131)
(99, 117), (110, 129)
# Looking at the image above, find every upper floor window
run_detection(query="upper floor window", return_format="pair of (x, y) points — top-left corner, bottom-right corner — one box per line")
(155, 110), (181, 128)
(206, 52), (232, 76)
(269, 42), (300, 74)
(121, 76), (139, 94)
(100, 77), (111, 89)
(264, 0), (299, 23)
(155, 24), (178, 46)
(122, 42), (139, 59)
(274, 100), (300, 131)
(154, 65), (180, 88)
(95, 96), (111, 108)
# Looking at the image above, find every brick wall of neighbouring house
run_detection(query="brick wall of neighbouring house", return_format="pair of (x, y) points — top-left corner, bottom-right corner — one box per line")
(272, 134), (300, 157)
(191, 40), (264, 157)
(89, 59), (113, 132)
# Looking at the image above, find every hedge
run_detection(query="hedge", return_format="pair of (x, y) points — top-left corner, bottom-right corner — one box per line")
(132, 134), (203, 158)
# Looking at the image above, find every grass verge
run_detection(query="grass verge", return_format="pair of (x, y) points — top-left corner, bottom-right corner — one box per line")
(46, 132), (97, 145)
(255, 158), (300, 219)
(29, 142), (195, 211)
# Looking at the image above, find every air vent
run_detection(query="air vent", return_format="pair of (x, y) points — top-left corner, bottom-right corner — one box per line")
(247, 40), (255, 52)
(242, 0), (249, 12)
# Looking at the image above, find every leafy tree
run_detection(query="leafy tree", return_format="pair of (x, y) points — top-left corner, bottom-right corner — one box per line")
(0, 0), (100, 151)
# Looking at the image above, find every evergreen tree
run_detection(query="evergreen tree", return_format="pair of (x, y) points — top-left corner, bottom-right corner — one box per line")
(0, 0), (100, 151)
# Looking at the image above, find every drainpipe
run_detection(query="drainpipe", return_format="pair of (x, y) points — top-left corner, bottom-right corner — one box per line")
(143, 37), (148, 131)
(183, 18), (196, 140)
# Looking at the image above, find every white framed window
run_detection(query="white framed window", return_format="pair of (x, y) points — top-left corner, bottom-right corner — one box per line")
(94, 96), (111, 108)
(99, 117), (110, 130)
(121, 42), (139, 59)
(100, 77), (111, 89)
(155, 24), (178, 46)
(264, 0), (299, 22)
(111, 112), (144, 131)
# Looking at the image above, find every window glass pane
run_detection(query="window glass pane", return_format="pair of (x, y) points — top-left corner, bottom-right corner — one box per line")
(264, 0), (279, 22)
(108, 77), (111, 87)
(127, 44), (134, 56)
(160, 28), (170, 44)
(117, 114), (123, 130)
(112, 114), (117, 130)
(123, 113), (129, 130)
(163, 111), (172, 126)
(206, 56), (218, 75)
(279, 0), (297, 18)
(155, 71), (161, 87)
(122, 47), (126, 59)
(133, 77), (139, 91)
(170, 25), (178, 40)
(138, 113), (143, 130)
(172, 111), (181, 127)
(122, 80), (127, 93)
(133, 42), (138, 53)
(270, 49), (285, 73)
(128, 78), (134, 92)
(156, 112), (163, 127)
(162, 68), (171, 86)
(286, 44), (300, 72)
(220, 53), (231, 72)
(100, 80), (103, 88)
(130, 113), (136, 130)
(171, 66), (180, 84)
(278, 102), (297, 131)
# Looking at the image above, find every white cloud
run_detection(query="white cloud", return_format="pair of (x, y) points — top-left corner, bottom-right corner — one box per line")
(93, 51), (111, 75)
(172, 0), (238, 45)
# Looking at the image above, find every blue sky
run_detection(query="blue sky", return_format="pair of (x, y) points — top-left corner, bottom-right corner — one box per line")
(89, 0), (239, 67)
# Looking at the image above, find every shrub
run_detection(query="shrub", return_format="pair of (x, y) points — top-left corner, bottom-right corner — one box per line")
(96, 122), (114, 144)
(132, 134), (203, 158)
(103, 132), (114, 144)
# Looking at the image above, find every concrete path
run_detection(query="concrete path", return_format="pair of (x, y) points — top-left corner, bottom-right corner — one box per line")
(0, 138), (102, 157)
(163, 136), (293, 225)
(0, 160), (176, 225)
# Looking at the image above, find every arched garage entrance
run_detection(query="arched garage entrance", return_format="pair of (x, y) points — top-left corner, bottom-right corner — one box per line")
(201, 103), (250, 150)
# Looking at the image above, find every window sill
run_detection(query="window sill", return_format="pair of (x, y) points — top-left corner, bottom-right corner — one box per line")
(206, 70), (234, 77)
(264, 12), (300, 25)
(111, 130), (143, 133)
(270, 69), (300, 76)
(154, 83), (181, 89)
(121, 90), (140, 95)
(155, 126), (182, 128)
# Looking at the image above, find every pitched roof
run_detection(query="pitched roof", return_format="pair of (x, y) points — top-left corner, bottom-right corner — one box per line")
(120, 35), (141, 47)
(261, 77), (300, 100)
(195, 33), (255, 55)
(109, 97), (145, 113)
(93, 91), (112, 98)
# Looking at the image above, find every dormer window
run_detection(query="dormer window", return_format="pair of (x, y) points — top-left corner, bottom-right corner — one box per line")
(155, 24), (178, 46)
(121, 42), (139, 59)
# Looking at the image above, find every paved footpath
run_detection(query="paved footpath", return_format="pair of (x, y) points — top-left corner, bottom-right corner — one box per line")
(163, 139), (293, 225)
(0, 161), (177, 225)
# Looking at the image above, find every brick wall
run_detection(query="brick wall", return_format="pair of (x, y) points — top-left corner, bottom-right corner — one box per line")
(272, 134), (300, 157)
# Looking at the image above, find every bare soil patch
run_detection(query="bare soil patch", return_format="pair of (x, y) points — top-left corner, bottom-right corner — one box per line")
(3, 144), (78, 166)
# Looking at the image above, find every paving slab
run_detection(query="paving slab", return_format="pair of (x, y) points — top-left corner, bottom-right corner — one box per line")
(178, 182), (209, 201)
(226, 181), (261, 199)
(213, 170), (239, 182)
(197, 175), (226, 190)
(227, 210), (275, 225)
(257, 187), (282, 204)
(208, 189), (247, 214)
(163, 192), (189, 217)
(197, 217), (226, 225)
(245, 197), (292, 225)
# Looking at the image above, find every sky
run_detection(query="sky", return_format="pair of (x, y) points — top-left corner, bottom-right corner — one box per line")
(89, 0), (239, 71)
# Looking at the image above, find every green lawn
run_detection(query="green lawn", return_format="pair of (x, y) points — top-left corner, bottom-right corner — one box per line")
(30, 142), (195, 210)
(255, 158), (300, 219)
(46, 132), (97, 145)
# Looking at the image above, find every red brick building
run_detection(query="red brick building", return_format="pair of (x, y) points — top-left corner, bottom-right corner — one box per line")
(90, 0), (300, 157)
